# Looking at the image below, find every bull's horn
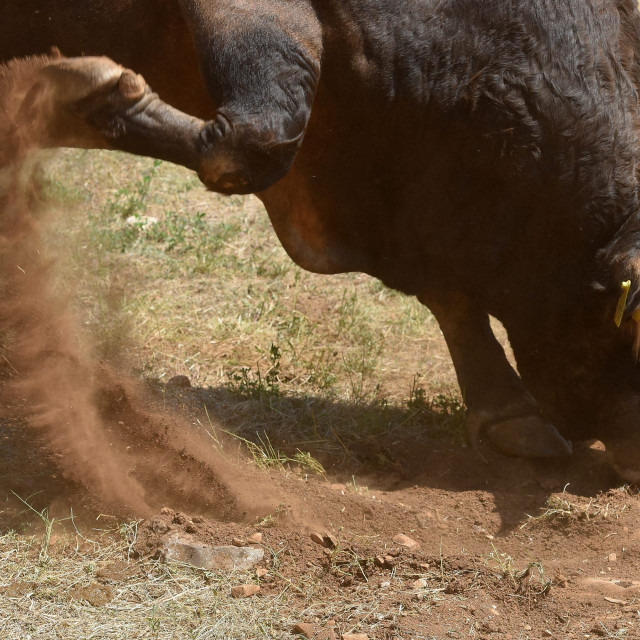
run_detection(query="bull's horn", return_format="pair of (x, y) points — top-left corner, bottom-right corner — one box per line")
(614, 280), (631, 327)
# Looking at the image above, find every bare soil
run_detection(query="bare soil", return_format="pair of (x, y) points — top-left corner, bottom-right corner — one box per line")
(2, 387), (639, 639)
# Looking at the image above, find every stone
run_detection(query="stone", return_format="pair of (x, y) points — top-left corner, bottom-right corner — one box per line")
(293, 623), (336, 640)
(393, 534), (419, 549)
(256, 568), (268, 578)
(232, 538), (246, 547)
(231, 584), (260, 598)
(324, 533), (338, 549)
(542, 631), (553, 638)
(608, 553), (617, 562)
(411, 578), (427, 589)
(342, 635), (369, 640)
(310, 532), (326, 546)
(249, 532), (263, 543)
(161, 536), (264, 570)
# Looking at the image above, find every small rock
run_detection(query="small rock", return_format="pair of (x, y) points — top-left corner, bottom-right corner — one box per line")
(342, 635), (369, 640)
(310, 532), (338, 549)
(411, 578), (427, 589)
(249, 532), (263, 543)
(232, 538), (246, 547)
(324, 533), (338, 549)
(310, 532), (326, 547)
(393, 534), (419, 549)
(524, 625), (532, 631)
(608, 553), (617, 563)
(161, 536), (264, 570)
(542, 631), (553, 638)
(488, 607), (500, 617)
(379, 580), (391, 589)
(166, 374), (191, 388)
(384, 555), (396, 566)
(292, 623), (336, 640)
(256, 568), (268, 578)
(231, 584), (260, 598)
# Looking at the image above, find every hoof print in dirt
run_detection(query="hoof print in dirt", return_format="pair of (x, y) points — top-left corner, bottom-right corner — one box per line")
(160, 536), (264, 571)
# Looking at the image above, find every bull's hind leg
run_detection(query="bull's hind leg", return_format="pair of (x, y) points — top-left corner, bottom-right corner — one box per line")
(1, 55), (206, 171)
(418, 290), (571, 457)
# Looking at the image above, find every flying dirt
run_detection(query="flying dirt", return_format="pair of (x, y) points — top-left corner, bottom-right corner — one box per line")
(0, 54), (282, 521)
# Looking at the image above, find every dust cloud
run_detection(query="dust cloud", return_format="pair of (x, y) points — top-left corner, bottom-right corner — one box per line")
(0, 55), (281, 521)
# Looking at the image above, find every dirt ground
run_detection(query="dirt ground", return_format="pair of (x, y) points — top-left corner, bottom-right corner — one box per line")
(2, 383), (639, 639)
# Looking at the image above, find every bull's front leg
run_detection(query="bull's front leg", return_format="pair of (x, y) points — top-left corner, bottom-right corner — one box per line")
(418, 289), (573, 458)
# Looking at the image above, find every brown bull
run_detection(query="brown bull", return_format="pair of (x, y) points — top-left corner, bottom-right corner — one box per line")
(3, 0), (640, 479)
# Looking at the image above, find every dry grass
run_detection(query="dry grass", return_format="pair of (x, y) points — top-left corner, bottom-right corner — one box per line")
(0, 520), (453, 640)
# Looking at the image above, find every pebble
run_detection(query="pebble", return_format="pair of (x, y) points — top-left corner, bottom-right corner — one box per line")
(411, 578), (427, 589)
(542, 631), (553, 638)
(292, 623), (336, 640)
(524, 625), (532, 631)
(608, 553), (617, 562)
(256, 568), (268, 578)
(393, 534), (419, 549)
(310, 532), (326, 547)
(310, 532), (338, 549)
(230, 584), (260, 598)
(249, 532), (263, 544)
(231, 538), (246, 547)
(342, 635), (368, 640)
(324, 533), (338, 549)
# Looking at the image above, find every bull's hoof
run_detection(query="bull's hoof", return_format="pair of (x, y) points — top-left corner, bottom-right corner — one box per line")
(470, 414), (572, 458)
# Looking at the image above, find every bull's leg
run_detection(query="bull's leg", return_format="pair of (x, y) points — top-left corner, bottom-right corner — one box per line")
(418, 290), (572, 457)
(1, 55), (207, 171)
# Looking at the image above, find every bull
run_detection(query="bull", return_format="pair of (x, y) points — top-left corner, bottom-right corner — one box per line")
(3, 0), (640, 479)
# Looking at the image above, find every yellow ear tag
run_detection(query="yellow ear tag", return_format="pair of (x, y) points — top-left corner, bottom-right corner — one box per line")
(615, 280), (631, 327)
